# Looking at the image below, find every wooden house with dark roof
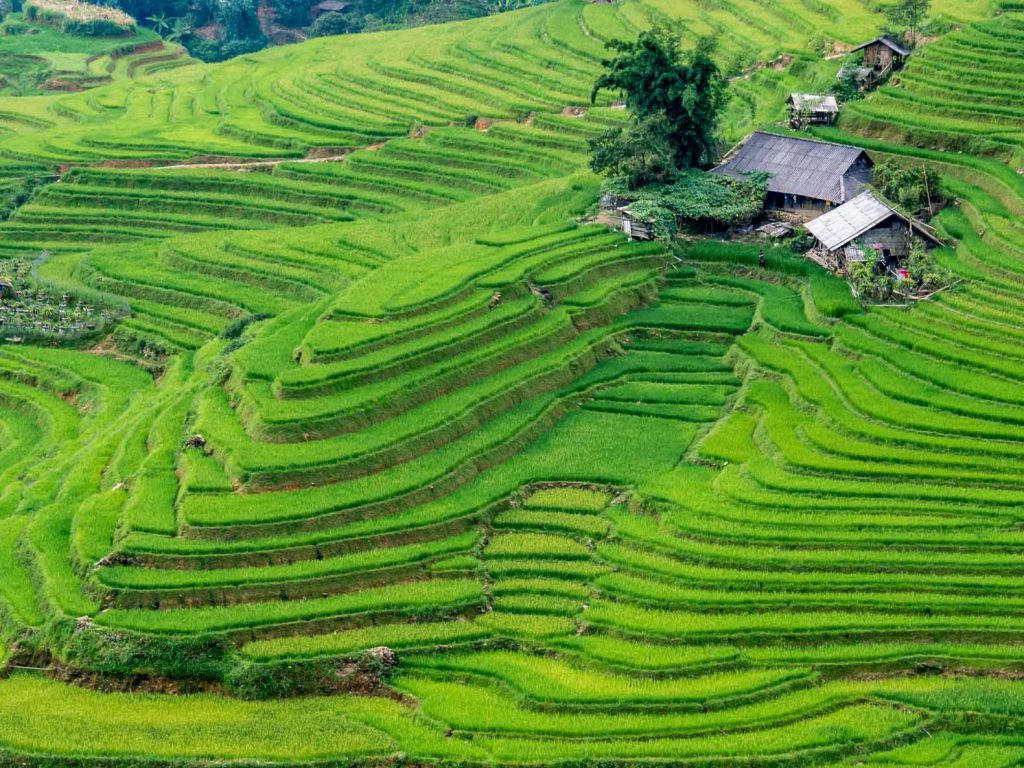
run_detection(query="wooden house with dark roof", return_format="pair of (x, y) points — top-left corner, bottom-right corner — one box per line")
(710, 132), (873, 214)
(849, 36), (910, 88)
(852, 35), (910, 71)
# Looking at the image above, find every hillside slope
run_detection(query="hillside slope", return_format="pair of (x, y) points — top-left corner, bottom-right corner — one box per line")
(0, 12), (189, 96)
(1, 1), (1024, 766)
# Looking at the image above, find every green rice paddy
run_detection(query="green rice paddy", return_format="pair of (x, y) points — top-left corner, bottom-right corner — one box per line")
(0, 0), (1022, 764)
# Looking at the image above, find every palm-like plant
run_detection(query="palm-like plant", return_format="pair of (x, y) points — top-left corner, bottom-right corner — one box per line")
(7, 72), (37, 97)
(167, 15), (193, 42)
(147, 12), (170, 33)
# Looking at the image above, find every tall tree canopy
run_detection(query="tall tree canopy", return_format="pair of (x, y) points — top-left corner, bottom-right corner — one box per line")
(886, 0), (930, 46)
(590, 26), (726, 184)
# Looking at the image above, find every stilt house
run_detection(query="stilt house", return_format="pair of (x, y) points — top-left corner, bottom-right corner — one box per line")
(849, 36), (910, 88)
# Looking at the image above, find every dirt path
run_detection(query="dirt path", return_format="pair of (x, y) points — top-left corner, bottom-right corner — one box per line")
(152, 153), (353, 171)
(729, 54), (794, 83)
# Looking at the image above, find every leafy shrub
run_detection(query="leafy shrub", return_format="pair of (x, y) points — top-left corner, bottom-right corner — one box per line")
(0, 174), (44, 221)
(833, 65), (863, 104)
(900, 237), (954, 289)
(220, 313), (269, 340)
(2, 19), (29, 34)
(788, 229), (812, 253)
(185, 32), (266, 61)
(848, 237), (952, 301)
(225, 651), (394, 699)
(309, 10), (361, 36)
(873, 158), (945, 216)
(607, 169), (767, 239)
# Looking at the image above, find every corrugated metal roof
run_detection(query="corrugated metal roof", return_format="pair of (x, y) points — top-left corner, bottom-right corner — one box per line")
(710, 132), (870, 203)
(788, 93), (839, 113)
(805, 191), (897, 251)
(851, 36), (911, 57)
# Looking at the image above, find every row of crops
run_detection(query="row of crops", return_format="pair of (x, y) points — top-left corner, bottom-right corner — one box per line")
(0, 0), (991, 170)
(842, 14), (1024, 166)
(0, 111), (612, 250)
(0, 0), (1023, 765)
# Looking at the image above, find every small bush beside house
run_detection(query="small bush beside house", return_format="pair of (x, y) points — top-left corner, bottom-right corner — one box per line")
(607, 170), (768, 239)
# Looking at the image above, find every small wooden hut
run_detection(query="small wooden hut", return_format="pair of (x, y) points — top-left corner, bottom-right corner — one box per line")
(619, 206), (653, 241)
(804, 190), (941, 271)
(787, 94), (839, 129)
(849, 36), (910, 88)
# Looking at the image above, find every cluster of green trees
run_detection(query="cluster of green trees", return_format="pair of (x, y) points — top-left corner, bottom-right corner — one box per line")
(588, 27), (766, 237)
(590, 27), (725, 187)
(872, 159), (943, 217)
(886, 0), (930, 46)
(0, 174), (47, 221)
(309, 0), (406, 39)
(142, 0), (264, 62)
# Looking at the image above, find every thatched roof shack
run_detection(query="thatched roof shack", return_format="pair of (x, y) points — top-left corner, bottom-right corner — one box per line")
(787, 94), (839, 129)
(805, 190), (942, 270)
(711, 132), (873, 214)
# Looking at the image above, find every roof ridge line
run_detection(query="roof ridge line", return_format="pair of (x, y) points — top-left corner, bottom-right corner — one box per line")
(750, 130), (860, 151)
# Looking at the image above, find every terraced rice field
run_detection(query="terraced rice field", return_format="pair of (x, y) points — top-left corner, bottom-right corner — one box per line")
(0, 0), (1023, 765)
(0, 14), (188, 95)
